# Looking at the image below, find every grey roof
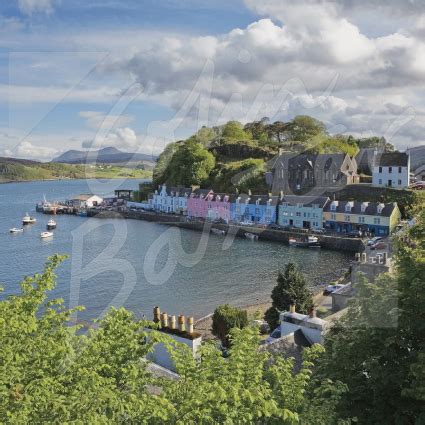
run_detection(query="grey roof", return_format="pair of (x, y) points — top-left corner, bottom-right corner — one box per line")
(407, 145), (425, 170)
(191, 188), (213, 198)
(280, 195), (329, 208)
(323, 200), (398, 217)
(375, 152), (409, 167)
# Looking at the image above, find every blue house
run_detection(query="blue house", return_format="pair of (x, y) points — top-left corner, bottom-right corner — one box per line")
(231, 194), (279, 225)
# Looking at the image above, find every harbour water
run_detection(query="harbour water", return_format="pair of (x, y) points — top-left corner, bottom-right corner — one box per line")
(0, 179), (352, 321)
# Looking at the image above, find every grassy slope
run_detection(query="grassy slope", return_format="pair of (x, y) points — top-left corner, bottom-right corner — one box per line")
(0, 160), (152, 183)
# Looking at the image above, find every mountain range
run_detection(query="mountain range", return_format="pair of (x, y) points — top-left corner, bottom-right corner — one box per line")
(52, 147), (157, 165)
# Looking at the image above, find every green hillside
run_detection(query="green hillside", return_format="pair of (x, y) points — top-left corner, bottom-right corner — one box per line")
(153, 115), (393, 193)
(0, 159), (152, 183)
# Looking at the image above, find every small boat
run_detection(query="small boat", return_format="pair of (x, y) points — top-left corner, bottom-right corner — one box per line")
(22, 213), (36, 225)
(289, 235), (320, 248)
(245, 232), (259, 240)
(10, 228), (24, 233)
(211, 228), (226, 235)
(40, 231), (53, 239)
(47, 219), (57, 229)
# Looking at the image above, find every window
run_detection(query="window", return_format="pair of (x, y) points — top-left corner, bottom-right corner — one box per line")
(344, 215), (351, 222)
(296, 212), (301, 217)
(330, 204), (337, 211)
(379, 166), (382, 173)
(379, 179), (382, 185)
(374, 217), (381, 225)
(398, 166), (402, 173)
(282, 202), (288, 207)
(297, 203), (303, 208)
(389, 166), (392, 173)
(331, 213), (336, 220)
(255, 208), (260, 215)
(358, 216), (365, 223)
(398, 180), (402, 185)
(345, 204), (352, 212)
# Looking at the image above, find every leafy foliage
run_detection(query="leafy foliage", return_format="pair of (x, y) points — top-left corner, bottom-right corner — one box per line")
(211, 304), (249, 348)
(316, 200), (425, 423)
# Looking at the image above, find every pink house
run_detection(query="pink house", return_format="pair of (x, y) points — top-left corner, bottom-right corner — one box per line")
(187, 190), (232, 223)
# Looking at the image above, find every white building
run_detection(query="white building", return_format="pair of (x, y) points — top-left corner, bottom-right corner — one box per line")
(70, 194), (103, 208)
(279, 306), (327, 346)
(372, 152), (410, 189)
(152, 185), (192, 214)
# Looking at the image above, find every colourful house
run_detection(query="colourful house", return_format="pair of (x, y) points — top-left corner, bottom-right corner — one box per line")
(153, 185), (192, 214)
(187, 190), (232, 222)
(278, 195), (329, 229)
(323, 200), (401, 236)
(187, 189), (214, 219)
(231, 194), (279, 225)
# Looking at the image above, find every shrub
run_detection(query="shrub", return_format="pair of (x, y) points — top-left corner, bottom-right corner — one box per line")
(212, 304), (248, 348)
(264, 306), (280, 331)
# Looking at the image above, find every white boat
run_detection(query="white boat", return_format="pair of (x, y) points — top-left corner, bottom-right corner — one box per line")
(245, 232), (259, 240)
(211, 228), (226, 235)
(10, 228), (24, 233)
(22, 213), (36, 225)
(40, 231), (53, 239)
(47, 219), (57, 229)
(289, 235), (320, 248)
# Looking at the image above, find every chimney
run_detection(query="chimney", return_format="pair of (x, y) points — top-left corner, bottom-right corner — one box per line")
(161, 312), (168, 328)
(289, 304), (296, 313)
(355, 252), (360, 262)
(187, 316), (194, 334)
(361, 252), (367, 263)
(153, 306), (161, 324)
(309, 307), (316, 318)
(178, 315), (186, 332)
(248, 189), (252, 196)
(170, 315), (176, 330)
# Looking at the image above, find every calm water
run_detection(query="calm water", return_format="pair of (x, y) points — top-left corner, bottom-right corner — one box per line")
(0, 179), (352, 321)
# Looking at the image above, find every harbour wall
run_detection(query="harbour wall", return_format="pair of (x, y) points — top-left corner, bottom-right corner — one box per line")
(88, 209), (364, 253)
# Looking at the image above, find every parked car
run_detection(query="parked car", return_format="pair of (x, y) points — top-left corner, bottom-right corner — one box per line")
(323, 284), (345, 295)
(267, 223), (281, 230)
(348, 230), (363, 238)
(312, 228), (325, 234)
(410, 181), (425, 190)
(266, 327), (281, 344)
(239, 221), (253, 226)
(367, 236), (383, 246)
(370, 242), (387, 250)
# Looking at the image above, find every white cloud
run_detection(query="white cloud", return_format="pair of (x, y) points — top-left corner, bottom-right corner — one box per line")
(4, 140), (58, 160)
(79, 111), (134, 130)
(17, 0), (57, 16)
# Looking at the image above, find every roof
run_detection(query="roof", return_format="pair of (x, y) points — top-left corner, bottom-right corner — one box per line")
(407, 145), (425, 170)
(281, 311), (326, 332)
(273, 152), (349, 170)
(323, 200), (398, 217)
(375, 152), (409, 167)
(280, 195), (329, 208)
(293, 328), (313, 348)
(72, 194), (101, 201)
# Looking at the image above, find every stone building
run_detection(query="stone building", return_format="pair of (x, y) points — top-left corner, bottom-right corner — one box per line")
(270, 153), (359, 195)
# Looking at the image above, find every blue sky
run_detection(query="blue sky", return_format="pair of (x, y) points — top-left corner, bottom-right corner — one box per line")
(1, 0), (425, 160)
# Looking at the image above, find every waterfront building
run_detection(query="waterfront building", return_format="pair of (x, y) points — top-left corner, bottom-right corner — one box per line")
(277, 195), (329, 229)
(69, 194), (103, 208)
(152, 184), (192, 214)
(372, 152), (410, 189)
(269, 152), (359, 194)
(187, 189), (214, 219)
(231, 193), (279, 225)
(323, 200), (401, 235)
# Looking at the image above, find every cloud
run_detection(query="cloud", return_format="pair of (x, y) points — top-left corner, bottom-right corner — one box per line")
(79, 111), (134, 130)
(82, 127), (138, 151)
(17, 0), (57, 15)
(4, 140), (58, 160)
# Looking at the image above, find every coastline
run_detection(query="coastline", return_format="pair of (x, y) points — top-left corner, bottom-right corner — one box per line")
(0, 176), (151, 185)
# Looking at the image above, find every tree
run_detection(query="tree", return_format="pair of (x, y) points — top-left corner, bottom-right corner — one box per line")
(286, 115), (327, 143)
(315, 201), (425, 423)
(0, 257), (345, 423)
(211, 304), (248, 348)
(153, 142), (178, 185)
(222, 120), (250, 140)
(167, 140), (216, 186)
(265, 263), (314, 329)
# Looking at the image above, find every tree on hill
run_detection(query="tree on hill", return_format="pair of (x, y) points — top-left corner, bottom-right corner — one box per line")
(285, 115), (327, 143)
(167, 140), (216, 186)
(153, 142), (178, 185)
(265, 263), (314, 329)
(222, 120), (250, 140)
(315, 201), (425, 423)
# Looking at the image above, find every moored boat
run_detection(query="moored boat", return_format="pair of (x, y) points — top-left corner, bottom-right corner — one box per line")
(289, 235), (320, 248)
(40, 231), (53, 239)
(245, 232), (259, 240)
(10, 228), (24, 233)
(22, 213), (36, 225)
(47, 219), (57, 229)
(211, 228), (226, 235)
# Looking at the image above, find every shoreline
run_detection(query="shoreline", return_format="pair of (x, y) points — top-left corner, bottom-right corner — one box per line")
(0, 176), (152, 185)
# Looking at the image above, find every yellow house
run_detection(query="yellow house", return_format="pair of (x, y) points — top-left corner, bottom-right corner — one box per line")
(323, 200), (400, 236)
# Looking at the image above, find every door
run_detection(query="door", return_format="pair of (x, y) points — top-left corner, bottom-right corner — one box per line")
(388, 180), (392, 187)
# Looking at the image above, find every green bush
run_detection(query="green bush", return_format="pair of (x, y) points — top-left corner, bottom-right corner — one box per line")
(212, 304), (248, 348)
(264, 306), (280, 331)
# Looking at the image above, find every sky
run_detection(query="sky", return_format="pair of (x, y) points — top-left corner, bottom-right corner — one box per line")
(1, 0), (425, 161)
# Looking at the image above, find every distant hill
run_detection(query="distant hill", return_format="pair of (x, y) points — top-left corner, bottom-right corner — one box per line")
(53, 147), (157, 165)
(0, 156), (152, 183)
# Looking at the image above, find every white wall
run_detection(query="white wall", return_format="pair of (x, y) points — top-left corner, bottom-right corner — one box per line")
(372, 165), (409, 189)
